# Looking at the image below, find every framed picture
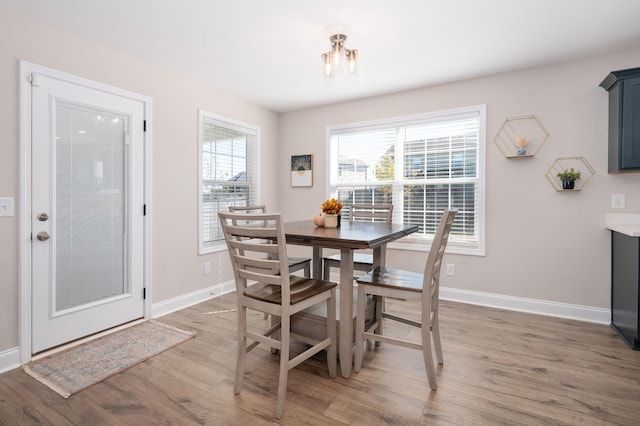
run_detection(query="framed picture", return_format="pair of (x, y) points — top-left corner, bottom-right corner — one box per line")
(291, 154), (313, 187)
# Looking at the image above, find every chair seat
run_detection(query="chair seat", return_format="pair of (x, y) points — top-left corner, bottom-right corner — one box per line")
(323, 252), (374, 266)
(244, 276), (336, 305)
(288, 256), (311, 269)
(356, 266), (423, 292)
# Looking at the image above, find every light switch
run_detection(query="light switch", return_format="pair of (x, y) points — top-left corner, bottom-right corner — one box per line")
(0, 198), (14, 217)
(612, 194), (625, 209)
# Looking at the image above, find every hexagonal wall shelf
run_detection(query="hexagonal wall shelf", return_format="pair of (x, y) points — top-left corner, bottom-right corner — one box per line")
(545, 156), (595, 191)
(494, 115), (549, 158)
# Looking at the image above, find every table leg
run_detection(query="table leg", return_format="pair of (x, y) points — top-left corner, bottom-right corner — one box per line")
(339, 247), (354, 378)
(312, 246), (322, 280)
(372, 245), (386, 343)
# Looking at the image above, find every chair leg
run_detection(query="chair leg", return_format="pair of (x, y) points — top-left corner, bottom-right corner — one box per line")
(326, 289), (337, 378)
(374, 295), (384, 346)
(421, 311), (437, 390)
(304, 262), (311, 278)
(275, 315), (291, 419)
(432, 312), (444, 365)
(234, 306), (248, 395)
(354, 285), (367, 372)
(270, 314), (280, 354)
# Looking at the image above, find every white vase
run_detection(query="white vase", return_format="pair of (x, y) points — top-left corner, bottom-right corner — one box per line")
(324, 214), (338, 228)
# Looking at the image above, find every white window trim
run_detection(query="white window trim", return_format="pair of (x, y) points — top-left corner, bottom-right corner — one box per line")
(326, 104), (486, 256)
(198, 110), (260, 255)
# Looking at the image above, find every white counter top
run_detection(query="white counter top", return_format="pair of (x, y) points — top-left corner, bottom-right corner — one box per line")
(606, 213), (640, 237)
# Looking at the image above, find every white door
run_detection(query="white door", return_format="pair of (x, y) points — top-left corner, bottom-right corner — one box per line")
(30, 70), (146, 353)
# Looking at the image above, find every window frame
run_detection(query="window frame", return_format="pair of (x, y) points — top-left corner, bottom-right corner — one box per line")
(326, 105), (486, 256)
(198, 110), (260, 254)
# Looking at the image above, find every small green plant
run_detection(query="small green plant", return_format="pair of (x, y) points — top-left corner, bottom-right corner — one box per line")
(556, 168), (581, 182)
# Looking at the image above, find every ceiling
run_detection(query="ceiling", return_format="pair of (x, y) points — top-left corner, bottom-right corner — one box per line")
(4, 0), (640, 113)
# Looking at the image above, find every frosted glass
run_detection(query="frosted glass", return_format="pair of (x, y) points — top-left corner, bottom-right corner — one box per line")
(55, 103), (127, 311)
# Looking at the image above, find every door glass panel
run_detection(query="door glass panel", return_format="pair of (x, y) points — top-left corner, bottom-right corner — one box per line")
(55, 103), (127, 311)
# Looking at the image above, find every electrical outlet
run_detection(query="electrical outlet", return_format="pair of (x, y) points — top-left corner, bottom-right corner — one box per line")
(0, 198), (14, 217)
(612, 194), (625, 209)
(204, 262), (211, 275)
(445, 263), (455, 276)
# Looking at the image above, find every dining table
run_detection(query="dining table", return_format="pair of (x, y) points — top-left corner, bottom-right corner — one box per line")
(284, 219), (419, 378)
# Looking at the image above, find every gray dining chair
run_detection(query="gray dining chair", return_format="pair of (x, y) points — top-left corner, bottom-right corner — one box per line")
(229, 205), (311, 277)
(322, 204), (393, 281)
(354, 210), (456, 391)
(219, 211), (337, 419)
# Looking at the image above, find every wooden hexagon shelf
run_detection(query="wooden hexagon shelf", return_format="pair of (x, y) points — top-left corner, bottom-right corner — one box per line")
(545, 156), (595, 191)
(494, 115), (549, 158)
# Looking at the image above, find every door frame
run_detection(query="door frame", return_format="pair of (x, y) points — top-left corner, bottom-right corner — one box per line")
(18, 61), (153, 364)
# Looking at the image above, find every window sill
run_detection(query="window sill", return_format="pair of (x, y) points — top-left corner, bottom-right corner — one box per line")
(388, 241), (485, 256)
(199, 244), (227, 255)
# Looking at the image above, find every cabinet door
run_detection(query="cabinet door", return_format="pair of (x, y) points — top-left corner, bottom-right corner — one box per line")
(621, 77), (640, 170)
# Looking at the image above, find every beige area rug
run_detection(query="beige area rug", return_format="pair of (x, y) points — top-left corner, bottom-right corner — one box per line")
(24, 320), (195, 398)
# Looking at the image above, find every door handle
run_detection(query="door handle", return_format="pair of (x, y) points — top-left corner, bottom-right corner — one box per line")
(36, 231), (50, 241)
(37, 212), (49, 221)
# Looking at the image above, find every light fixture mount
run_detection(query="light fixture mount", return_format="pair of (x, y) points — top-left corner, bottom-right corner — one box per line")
(322, 33), (358, 78)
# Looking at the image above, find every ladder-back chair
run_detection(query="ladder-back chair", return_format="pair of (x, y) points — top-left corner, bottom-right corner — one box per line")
(229, 205), (311, 277)
(218, 211), (337, 419)
(354, 210), (456, 391)
(322, 204), (393, 280)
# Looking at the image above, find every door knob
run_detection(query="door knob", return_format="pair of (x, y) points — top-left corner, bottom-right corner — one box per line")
(36, 231), (50, 241)
(37, 212), (49, 221)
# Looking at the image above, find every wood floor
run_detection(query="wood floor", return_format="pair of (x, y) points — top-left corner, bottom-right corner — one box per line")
(2, 292), (639, 425)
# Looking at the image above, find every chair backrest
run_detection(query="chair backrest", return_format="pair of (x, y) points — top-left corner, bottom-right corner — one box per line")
(423, 210), (456, 301)
(348, 204), (394, 224)
(218, 211), (292, 305)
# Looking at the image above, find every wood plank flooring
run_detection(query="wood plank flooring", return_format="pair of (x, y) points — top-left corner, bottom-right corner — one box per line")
(2, 293), (639, 425)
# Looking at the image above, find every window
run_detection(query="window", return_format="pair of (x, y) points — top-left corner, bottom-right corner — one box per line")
(199, 111), (258, 254)
(328, 105), (486, 255)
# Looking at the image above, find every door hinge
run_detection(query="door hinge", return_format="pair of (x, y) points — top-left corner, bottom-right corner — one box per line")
(143, 204), (146, 216)
(143, 288), (146, 300)
(30, 72), (41, 87)
(143, 120), (147, 132)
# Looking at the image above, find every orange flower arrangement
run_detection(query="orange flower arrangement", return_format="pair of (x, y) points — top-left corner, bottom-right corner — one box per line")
(320, 198), (343, 215)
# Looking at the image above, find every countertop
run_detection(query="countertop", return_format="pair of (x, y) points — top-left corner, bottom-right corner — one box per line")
(606, 213), (640, 237)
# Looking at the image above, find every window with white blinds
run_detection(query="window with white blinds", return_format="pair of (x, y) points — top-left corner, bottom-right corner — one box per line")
(199, 110), (258, 254)
(328, 105), (486, 255)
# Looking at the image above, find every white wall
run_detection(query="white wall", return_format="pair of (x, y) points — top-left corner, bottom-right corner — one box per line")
(279, 48), (640, 312)
(0, 6), (280, 354)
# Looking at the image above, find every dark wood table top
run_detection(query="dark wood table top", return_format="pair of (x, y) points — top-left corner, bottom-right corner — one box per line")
(284, 220), (418, 249)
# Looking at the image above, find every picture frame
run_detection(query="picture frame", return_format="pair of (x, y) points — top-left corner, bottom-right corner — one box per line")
(290, 154), (313, 187)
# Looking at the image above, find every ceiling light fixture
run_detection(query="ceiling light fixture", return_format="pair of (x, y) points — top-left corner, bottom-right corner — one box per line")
(322, 34), (358, 78)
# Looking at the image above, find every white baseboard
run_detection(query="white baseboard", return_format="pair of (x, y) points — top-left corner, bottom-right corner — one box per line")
(0, 347), (20, 374)
(152, 282), (611, 325)
(440, 286), (611, 324)
(152, 280), (235, 318)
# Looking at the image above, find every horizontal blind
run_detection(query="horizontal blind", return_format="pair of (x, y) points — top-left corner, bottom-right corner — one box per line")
(329, 106), (483, 252)
(200, 113), (258, 252)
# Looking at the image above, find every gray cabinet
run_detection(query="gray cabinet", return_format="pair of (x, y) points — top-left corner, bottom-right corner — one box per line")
(600, 67), (640, 172)
(611, 231), (640, 350)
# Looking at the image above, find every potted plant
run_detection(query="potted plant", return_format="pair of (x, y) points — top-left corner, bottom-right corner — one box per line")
(320, 198), (343, 228)
(556, 168), (581, 190)
(514, 135), (529, 156)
